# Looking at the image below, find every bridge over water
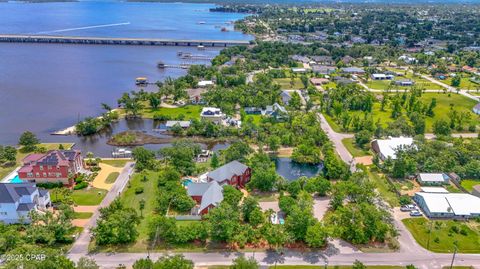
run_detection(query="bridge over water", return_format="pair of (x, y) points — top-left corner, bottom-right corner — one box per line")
(0, 34), (251, 47)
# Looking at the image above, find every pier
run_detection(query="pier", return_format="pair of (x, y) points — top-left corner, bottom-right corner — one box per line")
(0, 34), (250, 47)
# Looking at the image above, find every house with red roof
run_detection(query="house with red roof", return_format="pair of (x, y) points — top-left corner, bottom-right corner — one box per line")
(18, 150), (84, 185)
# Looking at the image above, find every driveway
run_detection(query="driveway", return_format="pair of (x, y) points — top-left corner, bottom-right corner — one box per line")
(68, 162), (135, 256)
(312, 197), (330, 221)
(259, 201), (280, 213)
(316, 113), (354, 165)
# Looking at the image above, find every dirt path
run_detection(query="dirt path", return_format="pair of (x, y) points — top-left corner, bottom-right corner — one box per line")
(91, 163), (123, 191)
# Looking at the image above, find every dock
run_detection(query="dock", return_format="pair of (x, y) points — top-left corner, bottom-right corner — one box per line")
(0, 34), (250, 47)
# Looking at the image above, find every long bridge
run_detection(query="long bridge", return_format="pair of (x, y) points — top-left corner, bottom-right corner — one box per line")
(0, 34), (251, 47)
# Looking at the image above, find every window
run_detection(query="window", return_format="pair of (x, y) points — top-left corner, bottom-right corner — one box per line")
(39, 166), (43, 170)
(48, 166), (51, 170)
(35, 172), (39, 177)
(42, 173), (46, 177)
(27, 172), (33, 177)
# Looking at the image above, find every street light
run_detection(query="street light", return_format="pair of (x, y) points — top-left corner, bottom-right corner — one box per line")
(449, 243), (458, 269)
(324, 259), (328, 269)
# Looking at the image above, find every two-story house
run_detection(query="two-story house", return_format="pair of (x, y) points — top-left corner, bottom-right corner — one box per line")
(206, 161), (251, 188)
(0, 183), (50, 224)
(18, 150), (84, 185)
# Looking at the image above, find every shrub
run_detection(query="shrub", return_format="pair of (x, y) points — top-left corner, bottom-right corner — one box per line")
(153, 114), (172, 121)
(135, 187), (144, 194)
(434, 237), (440, 243)
(37, 182), (63, 189)
(74, 181), (89, 190)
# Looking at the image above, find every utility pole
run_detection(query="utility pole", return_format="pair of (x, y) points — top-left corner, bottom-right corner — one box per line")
(449, 244), (458, 269)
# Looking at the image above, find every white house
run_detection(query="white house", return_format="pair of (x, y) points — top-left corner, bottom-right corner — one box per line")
(200, 107), (224, 123)
(0, 183), (50, 224)
(371, 73), (394, 80)
(473, 103), (480, 115)
(398, 55), (417, 64)
(414, 191), (480, 219)
(371, 137), (414, 160)
(198, 80), (214, 88)
(291, 67), (307, 73)
(394, 79), (415, 86)
(417, 173), (450, 186)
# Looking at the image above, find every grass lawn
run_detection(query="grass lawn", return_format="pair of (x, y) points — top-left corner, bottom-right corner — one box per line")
(0, 143), (74, 180)
(250, 191), (278, 202)
(346, 92), (480, 133)
(444, 74), (480, 90)
(73, 212), (93, 219)
(366, 79), (393, 90)
(100, 159), (129, 168)
(368, 168), (399, 207)
(323, 114), (344, 133)
(342, 138), (371, 157)
(105, 172), (120, 184)
(460, 179), (480, 192)
(72, 187), (107, 206)
(402, 218), (480, 253)
(121, 105), (202, 120)
(244, 114), (264, 125)
(274, 78), (305, 89)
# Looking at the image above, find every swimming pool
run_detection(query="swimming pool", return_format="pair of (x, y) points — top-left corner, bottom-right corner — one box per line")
(182, 179), (193, 187)
(10, 175), (23, 184)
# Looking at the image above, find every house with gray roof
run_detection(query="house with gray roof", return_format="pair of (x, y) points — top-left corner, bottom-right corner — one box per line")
(0, 183), (50, 224)
(187, 181), (223, 215)
(473, 103), (480, 115)
(206, 160), (251, 188)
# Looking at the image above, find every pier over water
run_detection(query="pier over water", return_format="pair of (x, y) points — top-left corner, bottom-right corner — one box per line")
(0, 34), (251, 47)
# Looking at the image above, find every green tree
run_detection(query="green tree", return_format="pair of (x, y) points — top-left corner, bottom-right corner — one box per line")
(132, 147), (156, 171)
(354, 130), (372, 149)
(352, 260), (366, 269)
(0, 146), (17, 163)
(230, 256), (259, 269)
(18, 131), (39, 152)
(76, 257), (99, 269)
(433, 119), (451, 136)
(133, 258), (154, 269)
(305, 222), (329, 248)
(288, 91), (302, 110)
(205, 203), (241, 243)
(304, 176), (331, 196)
(154, 255), (194, 269)
(222, 185), (243, 208)
(451, 76), (461, 87)
(210, 152), (219, 168)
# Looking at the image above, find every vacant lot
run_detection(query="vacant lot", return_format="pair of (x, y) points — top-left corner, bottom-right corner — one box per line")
(403, 218), (480, 253)
(460, 179), (480, 192)
(342, 138), (371, 157)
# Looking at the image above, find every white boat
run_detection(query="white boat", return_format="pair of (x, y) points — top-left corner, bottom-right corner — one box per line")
(197, 45), (205, 50)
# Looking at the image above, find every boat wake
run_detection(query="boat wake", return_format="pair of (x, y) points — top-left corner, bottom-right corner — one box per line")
(34, 22), (131, 35)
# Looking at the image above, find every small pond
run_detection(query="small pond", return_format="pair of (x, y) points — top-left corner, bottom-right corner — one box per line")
(274, 157), (323, 181)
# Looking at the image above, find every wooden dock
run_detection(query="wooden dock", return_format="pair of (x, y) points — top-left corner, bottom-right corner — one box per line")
(0, 34), (250, 47)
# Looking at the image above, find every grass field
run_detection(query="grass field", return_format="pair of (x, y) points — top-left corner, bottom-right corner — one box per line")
(346, 92), (479, 133)
(0, 143), (74, 180)
(368, 168), (399, 207)
(72, 187), (107, 206)
(100, 159), (129, 168)
(444, 74), (480, 90)
(460, 179), (480, 192)
(74, 212), (93, 219)
(244, 114), (264, 125)
(105, 172), (120, 184)
(274, 77), (305, 89)
(402, 218), (480, 253)
(342, 138), (371, 157)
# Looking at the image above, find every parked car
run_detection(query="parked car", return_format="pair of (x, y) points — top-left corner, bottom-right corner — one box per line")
(410, 210), (422, 217)
(401, 204), (416, 211)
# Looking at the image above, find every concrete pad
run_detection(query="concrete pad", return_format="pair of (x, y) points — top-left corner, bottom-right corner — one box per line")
(313, 197), (330, 221)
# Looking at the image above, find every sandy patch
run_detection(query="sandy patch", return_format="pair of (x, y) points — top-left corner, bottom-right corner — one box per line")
(354, 156), (373, 166)
(74, 205), (98, 213)
(91, 163), (123, 191)
(72, 219), (89, 228)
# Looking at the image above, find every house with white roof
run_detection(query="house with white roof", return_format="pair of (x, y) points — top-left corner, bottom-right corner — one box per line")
(371, 73), (394, 80)
(417, 173), (450, 186)
(200, 107), (224, 124)
(414, 190), (480, 219)
(371, 137), (414, 161)
(198, 80), (214, 88)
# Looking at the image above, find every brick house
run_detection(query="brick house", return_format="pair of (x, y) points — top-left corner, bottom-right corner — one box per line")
(18, 150), (84, 185)
(206, 160), (251, 188)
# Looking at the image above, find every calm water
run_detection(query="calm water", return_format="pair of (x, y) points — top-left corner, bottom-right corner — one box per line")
(275, 157), (323, 181)
(0, 2), (251, 145)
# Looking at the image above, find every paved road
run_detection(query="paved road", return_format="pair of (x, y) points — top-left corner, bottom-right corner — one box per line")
(419, 74), (480, 102)
(68, 248), (480, 269)
(316, 113), (354, 164)
(68, 162), (135, 255)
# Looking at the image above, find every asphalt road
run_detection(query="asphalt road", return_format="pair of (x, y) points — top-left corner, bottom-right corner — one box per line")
(68, 162), (135, 255)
